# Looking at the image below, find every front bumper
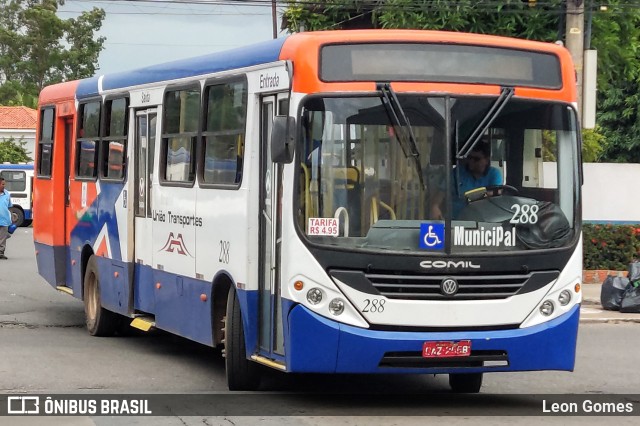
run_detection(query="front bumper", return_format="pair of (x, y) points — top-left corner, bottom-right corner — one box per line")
(285, 303), (579, 374)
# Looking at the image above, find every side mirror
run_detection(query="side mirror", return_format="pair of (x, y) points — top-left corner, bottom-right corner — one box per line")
(271, 116), (295, 164)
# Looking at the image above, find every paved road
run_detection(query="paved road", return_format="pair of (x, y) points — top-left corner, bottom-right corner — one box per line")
(1, 229), (639, 425)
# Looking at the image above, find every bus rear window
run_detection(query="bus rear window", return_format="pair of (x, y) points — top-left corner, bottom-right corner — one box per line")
(320, 43), (562, 89)
(0, 171), (26, 192)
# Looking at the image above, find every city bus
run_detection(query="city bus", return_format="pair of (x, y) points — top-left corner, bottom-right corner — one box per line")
(0, 163), (34, 226)
(33, 30), (583, 392)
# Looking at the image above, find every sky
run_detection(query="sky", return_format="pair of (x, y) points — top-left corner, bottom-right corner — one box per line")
(58, 0), (279, 75)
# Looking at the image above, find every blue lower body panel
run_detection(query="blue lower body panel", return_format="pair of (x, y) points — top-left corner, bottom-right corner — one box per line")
(286, 303), (579, 374)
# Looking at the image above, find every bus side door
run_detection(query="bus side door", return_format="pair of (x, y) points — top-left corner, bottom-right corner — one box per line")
(258, 93), (288, 357)
(133, 108), (158, 313)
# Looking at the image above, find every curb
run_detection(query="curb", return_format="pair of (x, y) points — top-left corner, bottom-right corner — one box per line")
(580, 303), (640, 323)
(580, 317), (640, 324)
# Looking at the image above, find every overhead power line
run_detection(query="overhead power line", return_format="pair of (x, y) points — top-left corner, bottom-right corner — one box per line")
(61, 0), (640, 16)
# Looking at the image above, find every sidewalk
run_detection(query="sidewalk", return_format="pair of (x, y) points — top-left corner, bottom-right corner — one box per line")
(580, 283), (640, 324)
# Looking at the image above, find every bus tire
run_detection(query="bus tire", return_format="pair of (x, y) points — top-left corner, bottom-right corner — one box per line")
(83, 255), (118, 337)
(449, 373), (483, 393)
(9, 207), (24, 227)
(225, 287), (260, 391)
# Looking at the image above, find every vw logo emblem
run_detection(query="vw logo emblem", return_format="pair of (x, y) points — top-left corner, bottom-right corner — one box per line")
(441, 278), (459, 296)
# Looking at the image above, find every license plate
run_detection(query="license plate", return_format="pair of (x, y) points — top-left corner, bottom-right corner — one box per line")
(422, 340), (472, 358)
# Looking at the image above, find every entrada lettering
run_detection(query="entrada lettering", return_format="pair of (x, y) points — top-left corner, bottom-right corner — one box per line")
(260, 73), (280, 89)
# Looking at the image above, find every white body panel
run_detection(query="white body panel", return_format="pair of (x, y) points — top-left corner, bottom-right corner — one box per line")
(104, 62), (292, 289)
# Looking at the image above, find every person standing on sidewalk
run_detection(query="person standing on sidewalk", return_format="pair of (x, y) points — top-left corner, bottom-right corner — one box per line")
(0, 176), (13, 260)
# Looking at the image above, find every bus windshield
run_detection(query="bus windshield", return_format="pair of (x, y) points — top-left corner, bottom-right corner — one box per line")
(297, 94), (579, 254)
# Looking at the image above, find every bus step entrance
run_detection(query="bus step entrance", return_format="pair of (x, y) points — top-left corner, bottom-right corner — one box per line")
(55, 285), (74, 296)
(130, 316), (156, 332)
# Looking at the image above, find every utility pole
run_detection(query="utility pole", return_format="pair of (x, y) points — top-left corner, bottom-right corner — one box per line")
(565, 0), (585, 121)
(272, 0), (278, 39)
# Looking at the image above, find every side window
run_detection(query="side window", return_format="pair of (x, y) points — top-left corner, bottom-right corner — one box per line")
(162, 88), (199, 183)
(202, 79), (247, 185)
(102, 98), (128, 180)
(76, 101), (101, 179)
(38, 108), (55, 177)
(522, 128), (557, 189)
(0, 171), (26, 191)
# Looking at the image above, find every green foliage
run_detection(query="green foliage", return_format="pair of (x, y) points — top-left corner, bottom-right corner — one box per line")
(541, 126), (603, 162)
(581, 127), (605, 162)
(376, 0), (562, 41)
(583, 224), (640, 270)
(282, 1), (563, 40)
(590, 1), (640, 163)
(0, 0), (106, 107)
(0, 137), (31, 163)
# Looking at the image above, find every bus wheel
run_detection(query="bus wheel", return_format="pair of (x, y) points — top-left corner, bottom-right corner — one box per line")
(83, 255), (118, 337)
(449, 373), (483, 393)
(9, 207), (24, 227)
(225, 287), (260, 391)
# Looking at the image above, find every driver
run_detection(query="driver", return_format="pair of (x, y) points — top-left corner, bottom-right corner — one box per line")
(430, 142), (503, 219)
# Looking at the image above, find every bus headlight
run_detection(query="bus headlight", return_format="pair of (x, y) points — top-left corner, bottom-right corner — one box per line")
(306, 288), (323, 305)
(558, 290), (572, 306)
(328, 298), (345, 316)
(540, 300), (554, 316)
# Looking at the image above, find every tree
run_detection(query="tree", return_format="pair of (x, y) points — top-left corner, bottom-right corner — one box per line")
(282, 0), (564, 39)
(590, 3), (640, 162)
(0, 0), (106, 108)
(0, 137), (31, 163)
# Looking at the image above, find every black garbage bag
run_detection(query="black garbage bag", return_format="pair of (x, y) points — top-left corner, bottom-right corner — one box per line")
(620, 283), (640, 313)
(628, 261), (640, 284)
(516, 201), (572, 249)
(600, 275), (629, 311)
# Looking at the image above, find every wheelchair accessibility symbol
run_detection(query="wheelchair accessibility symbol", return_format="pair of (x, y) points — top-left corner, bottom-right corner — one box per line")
(419, 222), (445, 250)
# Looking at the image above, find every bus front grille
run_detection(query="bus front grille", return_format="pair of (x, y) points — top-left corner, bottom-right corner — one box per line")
(366, 272), (529, 300)
(330, 269), (559, 301)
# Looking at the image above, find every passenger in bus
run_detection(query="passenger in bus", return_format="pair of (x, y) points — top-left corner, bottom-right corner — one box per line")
(430, 142), (502, 219)
(0, 177), (13, 259)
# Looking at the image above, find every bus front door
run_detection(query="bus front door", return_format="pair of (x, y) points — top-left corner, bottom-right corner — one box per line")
(258, 94), (288, 358)
(61, 117), (73, 291)
(133, 109), (157, 313)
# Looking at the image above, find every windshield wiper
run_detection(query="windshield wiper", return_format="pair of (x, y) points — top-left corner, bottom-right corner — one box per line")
(377, 83), (425, 191)
(456, 86), (514, 159)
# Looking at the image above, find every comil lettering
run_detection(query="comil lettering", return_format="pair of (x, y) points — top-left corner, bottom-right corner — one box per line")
(420, 260), (480, 269)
